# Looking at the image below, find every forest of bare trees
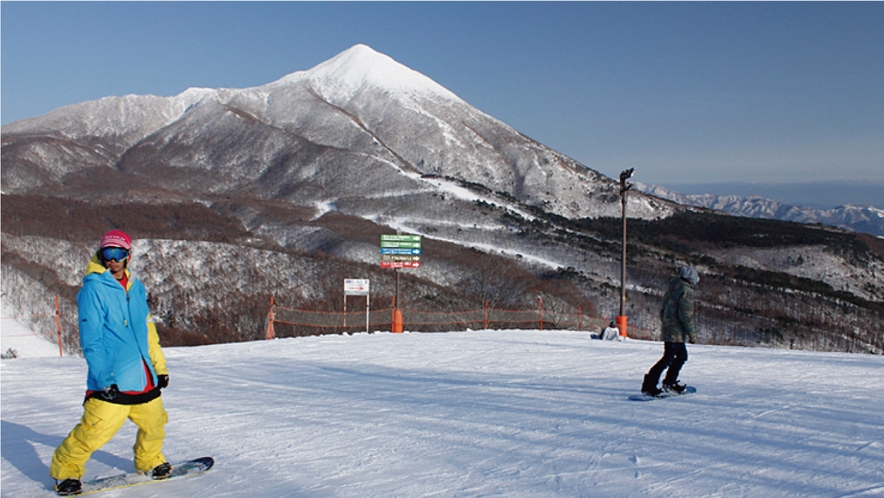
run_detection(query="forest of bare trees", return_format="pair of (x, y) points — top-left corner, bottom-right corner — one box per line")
(3, 192), (882, 355)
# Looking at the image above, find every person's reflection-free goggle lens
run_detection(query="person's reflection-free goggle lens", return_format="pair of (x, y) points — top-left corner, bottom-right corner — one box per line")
(99, 247), (130, 262)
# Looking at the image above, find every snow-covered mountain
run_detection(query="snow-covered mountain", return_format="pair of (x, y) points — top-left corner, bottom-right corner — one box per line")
(636, 182), (884, 237)
(2, 44), (669, 221)
(2, 44), (882, 353)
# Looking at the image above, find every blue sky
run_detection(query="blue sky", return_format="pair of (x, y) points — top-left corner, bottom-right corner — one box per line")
(2, 2), (882, 201)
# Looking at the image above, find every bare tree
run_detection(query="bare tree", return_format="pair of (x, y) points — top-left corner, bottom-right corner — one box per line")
(457, 251), (532, 309)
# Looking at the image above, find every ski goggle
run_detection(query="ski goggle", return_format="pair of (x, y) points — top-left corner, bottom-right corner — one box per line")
(99, 246), (130, 262)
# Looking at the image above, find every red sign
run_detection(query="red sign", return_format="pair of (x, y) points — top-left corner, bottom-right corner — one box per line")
(380, 261), (422, 269)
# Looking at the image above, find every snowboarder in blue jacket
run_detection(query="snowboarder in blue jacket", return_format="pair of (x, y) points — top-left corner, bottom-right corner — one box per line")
(51, 230), (171, 496)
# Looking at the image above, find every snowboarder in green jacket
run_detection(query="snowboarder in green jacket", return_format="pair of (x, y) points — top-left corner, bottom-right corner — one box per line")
(642, 266), (699, 396)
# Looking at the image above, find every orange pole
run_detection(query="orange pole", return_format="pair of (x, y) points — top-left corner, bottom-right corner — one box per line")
(538, 297), (543, 330)
(391, 296), (402, 333)
(55, 295), (63, 357)
(616, 315), (628, 338)
(266, 296), (276, 340)
(484, 300), (489, 330)
(578, 306), (582, 332)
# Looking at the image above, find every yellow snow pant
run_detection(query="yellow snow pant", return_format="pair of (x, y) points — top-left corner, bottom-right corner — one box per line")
(50, 396), (168, 480)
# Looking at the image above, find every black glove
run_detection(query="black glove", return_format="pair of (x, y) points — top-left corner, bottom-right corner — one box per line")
(688, 336), (697, 344)
(157, 375), (169, 389)
(100, 384), (120, 401)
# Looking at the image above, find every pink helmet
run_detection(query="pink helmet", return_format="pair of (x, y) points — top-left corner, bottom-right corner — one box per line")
(99, 230), (132, 250)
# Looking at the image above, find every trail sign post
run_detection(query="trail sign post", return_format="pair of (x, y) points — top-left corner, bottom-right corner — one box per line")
(343, 279), (370, 334)
(381, 234), (423, 332)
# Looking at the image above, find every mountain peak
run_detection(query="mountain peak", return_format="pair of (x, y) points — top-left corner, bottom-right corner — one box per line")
(272, 44), (460, 103)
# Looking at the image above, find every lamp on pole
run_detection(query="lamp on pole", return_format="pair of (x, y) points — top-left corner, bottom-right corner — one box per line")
(617, 168), (634, 338)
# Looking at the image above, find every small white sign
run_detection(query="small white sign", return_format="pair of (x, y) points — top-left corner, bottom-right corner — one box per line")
(344, 279), (370, 296)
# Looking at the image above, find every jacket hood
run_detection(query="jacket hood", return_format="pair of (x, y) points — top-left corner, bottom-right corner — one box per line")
(669, 275), (690, 292)
(679, 266), (699, 286)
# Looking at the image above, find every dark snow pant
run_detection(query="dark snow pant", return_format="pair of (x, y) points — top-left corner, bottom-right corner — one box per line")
(646, 341), (688, 386)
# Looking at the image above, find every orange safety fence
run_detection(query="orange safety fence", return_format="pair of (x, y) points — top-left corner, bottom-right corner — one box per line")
(0, 296), (65, 357)
(3, 296), (656, 354)
(266, 299), (656, 341)
(271, 307), (396, 329)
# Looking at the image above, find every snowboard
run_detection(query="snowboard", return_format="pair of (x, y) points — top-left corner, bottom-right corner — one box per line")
(68, 457), (214, 496)
(628, 386), (696, 401)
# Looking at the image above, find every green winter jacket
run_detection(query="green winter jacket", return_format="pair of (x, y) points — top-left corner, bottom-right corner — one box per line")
(660, 276), (697, 343)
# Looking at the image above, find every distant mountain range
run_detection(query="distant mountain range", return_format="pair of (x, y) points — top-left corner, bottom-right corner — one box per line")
(658, 181), (884, 212)
(635, 182), (884, 237)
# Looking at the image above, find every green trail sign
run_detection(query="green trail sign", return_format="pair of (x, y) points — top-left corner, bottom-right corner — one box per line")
(380, 234), (422, 249)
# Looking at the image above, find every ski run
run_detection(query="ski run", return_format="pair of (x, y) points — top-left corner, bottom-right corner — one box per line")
(3, 329), (883, 497)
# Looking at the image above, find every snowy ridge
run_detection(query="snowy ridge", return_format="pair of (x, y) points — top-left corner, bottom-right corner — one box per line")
(2, 89), (216, 147)
(3, 330), (883, 496)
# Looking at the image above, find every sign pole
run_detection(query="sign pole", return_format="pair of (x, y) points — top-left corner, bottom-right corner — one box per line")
(380, 234), (422, 334)
(617, 168), (634, 338)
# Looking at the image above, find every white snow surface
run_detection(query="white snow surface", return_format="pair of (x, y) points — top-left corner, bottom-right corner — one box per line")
(3, 330), (883, 497)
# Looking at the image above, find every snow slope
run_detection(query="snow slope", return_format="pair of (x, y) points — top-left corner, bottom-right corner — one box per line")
(0, 307), (60, 359)
(2, 330), (883, 497)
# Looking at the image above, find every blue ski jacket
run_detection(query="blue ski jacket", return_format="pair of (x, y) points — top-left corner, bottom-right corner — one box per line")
(77, 255), (167, 395)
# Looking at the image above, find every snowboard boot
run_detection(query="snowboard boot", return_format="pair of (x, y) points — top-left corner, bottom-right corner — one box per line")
(151, 462), (172, 480)
(663, 381), (687, 394)
(641, 374), (662, 397)
(55, 478), (82, 496)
